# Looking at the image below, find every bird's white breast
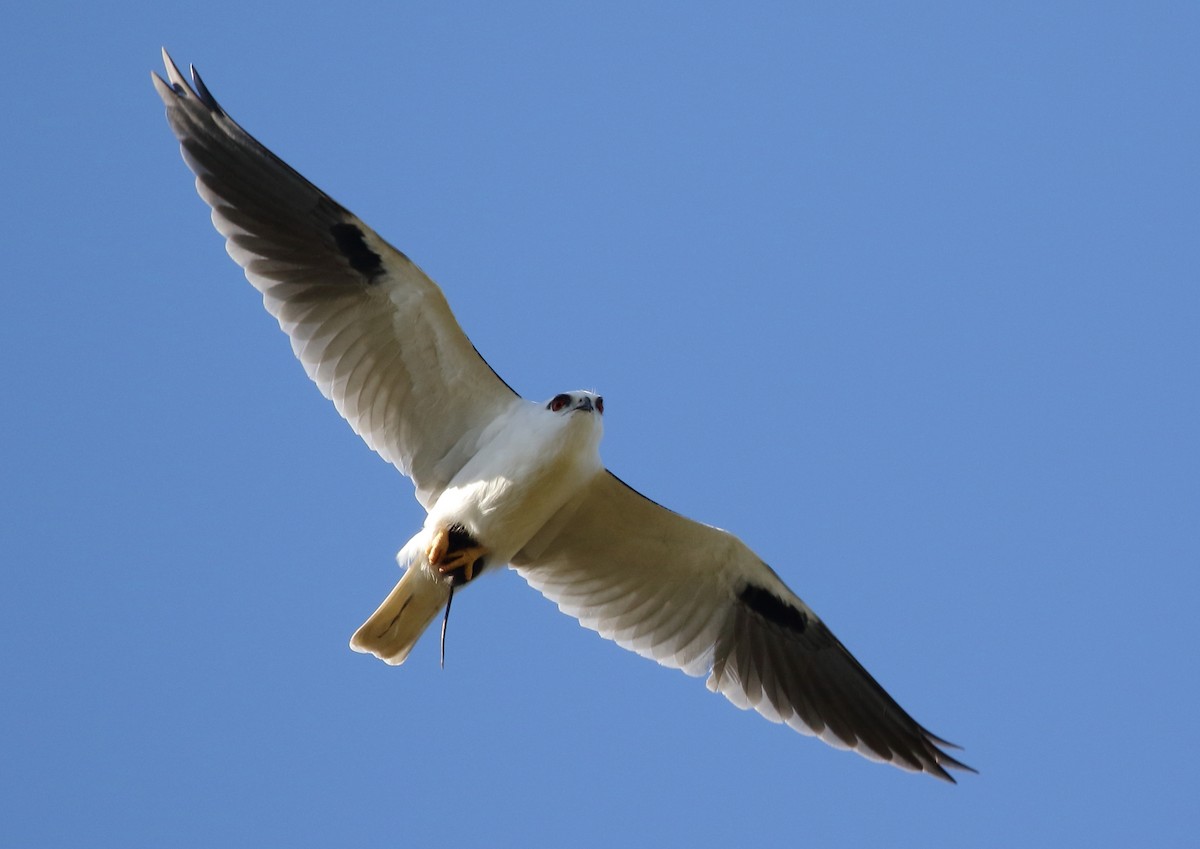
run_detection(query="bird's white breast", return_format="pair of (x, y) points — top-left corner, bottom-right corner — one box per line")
(425, 400), (603, 566)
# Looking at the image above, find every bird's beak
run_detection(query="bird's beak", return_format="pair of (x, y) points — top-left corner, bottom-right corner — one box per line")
(575, 398), (594, 413)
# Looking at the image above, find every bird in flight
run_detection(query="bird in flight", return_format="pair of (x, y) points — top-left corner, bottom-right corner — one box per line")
(153, 49), (973, 782)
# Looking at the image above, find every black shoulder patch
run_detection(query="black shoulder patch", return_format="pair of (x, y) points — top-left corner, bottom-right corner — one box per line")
(739, 583), (808, 634)
(331, 222), (384, 281)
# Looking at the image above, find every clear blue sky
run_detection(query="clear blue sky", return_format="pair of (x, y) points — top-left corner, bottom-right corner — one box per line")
(3, 1), (1196, 846)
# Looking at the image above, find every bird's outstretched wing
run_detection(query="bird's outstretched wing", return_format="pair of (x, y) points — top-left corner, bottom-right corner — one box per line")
(512, 472), (974, 782)
(152, 50), (518, 506)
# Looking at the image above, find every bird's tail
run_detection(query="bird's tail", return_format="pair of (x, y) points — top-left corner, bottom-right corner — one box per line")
(350, 549), (450, 665)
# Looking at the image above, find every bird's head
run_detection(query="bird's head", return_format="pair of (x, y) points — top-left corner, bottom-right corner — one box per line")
(545, 390), (604, 417)
(542, 390), (605, 459)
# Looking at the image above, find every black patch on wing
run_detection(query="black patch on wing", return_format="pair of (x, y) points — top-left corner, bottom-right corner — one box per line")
(331, 222), (384, 281)
(739, 583), (808, 634)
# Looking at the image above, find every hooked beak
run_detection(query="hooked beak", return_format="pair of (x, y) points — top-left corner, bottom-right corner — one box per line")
(574, 397), (594, 413)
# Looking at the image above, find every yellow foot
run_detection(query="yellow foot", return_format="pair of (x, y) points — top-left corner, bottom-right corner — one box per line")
(427, 525), (488, 587)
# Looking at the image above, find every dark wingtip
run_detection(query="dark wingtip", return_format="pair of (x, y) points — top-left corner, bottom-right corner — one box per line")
(928, 745), (977, 782)
(149, 70), (173, 99)
(155, 49), (223, 116)
(931, 766), (957, 784)
(945, 755), (979, 776)
(918, 724), (978, 780)
(159, 47), (191, 96)
(189, 64), (224, 115)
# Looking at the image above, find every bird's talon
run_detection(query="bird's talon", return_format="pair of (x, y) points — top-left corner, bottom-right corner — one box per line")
(427, 525), (487, 587)
(427, 528), (450, 566)
(438, 563), (471, 587)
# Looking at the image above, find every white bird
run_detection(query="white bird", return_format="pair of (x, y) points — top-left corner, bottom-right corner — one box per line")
(153, 50), (973, 781)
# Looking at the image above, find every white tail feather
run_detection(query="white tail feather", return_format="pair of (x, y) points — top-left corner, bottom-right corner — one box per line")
(350, 559), (450, 665)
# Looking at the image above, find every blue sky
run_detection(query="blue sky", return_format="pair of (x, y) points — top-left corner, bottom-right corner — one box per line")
(3, 1), (1197, 846)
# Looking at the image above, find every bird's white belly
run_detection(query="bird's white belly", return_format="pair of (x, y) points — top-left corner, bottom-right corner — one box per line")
(424, 402), (602, 567)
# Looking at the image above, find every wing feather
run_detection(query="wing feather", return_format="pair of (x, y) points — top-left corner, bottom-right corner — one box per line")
(153, 50), (517, 505)
(513, 472), (974, 781)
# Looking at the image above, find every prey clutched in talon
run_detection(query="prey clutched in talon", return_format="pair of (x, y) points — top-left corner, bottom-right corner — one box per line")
(427, 524), (488, 667)
(427, 524), (488, 587)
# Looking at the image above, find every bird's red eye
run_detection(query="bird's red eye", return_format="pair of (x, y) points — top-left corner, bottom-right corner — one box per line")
(595, 397), (604, 415)
(548, 393), (571, 412)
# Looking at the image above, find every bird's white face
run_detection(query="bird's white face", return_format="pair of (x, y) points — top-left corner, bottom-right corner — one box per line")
(545, 391), (605, 459)
(545, 390), (605, 419)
